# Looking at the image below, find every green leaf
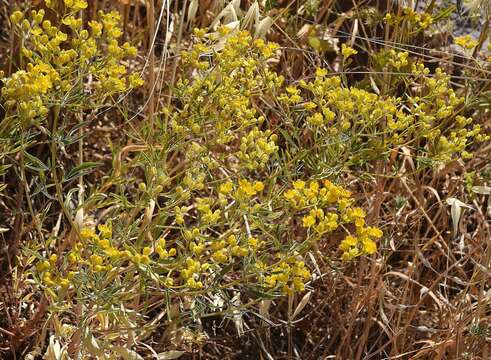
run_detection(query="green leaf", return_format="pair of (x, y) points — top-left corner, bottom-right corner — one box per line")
(308, 36), (321, 50)
(23, 151), (49, 172)
(0, 164), (12, 176)
(64, 162), (101, 182)
(308, 36), (335, 52)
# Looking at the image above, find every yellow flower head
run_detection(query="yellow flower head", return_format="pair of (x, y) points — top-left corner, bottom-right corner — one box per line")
(341, 44), (358, 59)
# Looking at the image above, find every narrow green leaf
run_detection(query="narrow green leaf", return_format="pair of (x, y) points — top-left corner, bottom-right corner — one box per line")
(64, 162), (101, 182)
(23, 151), (49, 172)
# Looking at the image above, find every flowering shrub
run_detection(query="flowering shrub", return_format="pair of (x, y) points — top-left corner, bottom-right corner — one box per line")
(283, 64), (488, 169)
(1, 1), (489, 358)
(1, 2), (143, 243)
(9, 25), (384, 356)
(3, 4), (142, 126)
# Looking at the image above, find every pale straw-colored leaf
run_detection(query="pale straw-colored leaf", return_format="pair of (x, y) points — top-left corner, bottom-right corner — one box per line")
(211, 0), (241, 29)
(259, 299), (271, 320)
(187, 0), (199, 26)
(231, 291), (244, 336)
(446, 197), (473, 235)
(242, 1), (259, 31)
(291, 291), (312, 320)
(82, 330), (105, 358)
(45, 336), (69, 360)
(254, 16), (273, 39)
(472, 185), (491, 195)
(156, 351), (185, 360)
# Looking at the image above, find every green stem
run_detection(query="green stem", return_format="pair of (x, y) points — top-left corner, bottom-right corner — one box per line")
(19, 144), (44, 244)
(50, 106), (80, 237)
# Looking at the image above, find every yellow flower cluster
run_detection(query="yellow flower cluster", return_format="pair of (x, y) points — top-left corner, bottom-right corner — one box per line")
(196, 197), (222, 225)
(261, 254), (311, 295)
(44, 0), (88, 11)
(35, 225), (110, 293)
(279, 85), (303, 105)
(284, 179), (352, 208)
(2, 62), (56, 119)
(35, 222), (180, 297)
(2, 5), (142, 126)
(216, 178), (265, 217)
(407, 66), (488, 161)
(285, 179), (382, 260)
(237, 128), (278, 170)
(387, 50), (409, 70)
(384, 8), (433, 29)
(291, 63), (487, 166)
(341, 44), (358, 59)
(238, 178), (265, 195)
(455, 35), (478, 50)
(156, 238), (177, 260)
(36, 254), (72, 290)
(171, 29), (283, 172)
(180, 222), (267, 288)
(181, 257), (205, 289)
(298, 69), (400, 137)
(339, 209), (382, 261)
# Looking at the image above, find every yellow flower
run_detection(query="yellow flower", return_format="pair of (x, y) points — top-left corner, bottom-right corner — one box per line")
(455, 35), (477, 50)
(128, 73), (144, 88)
(315, 67), (328, 77)
(307, 112), (323, 126)
(186, 278), (203, 289)
(284, 189), (297, 201)
(59, 278), (70, 289)
(237, 179), (258, 198)
(367, 227), (383, 238)
(104, 247), (120, 258)
(355, 217), (365, 228)
(42, 272), (55, 286)
(293, 180), (305, 190)
(98, 223), (112, 239)
(231, 246), (248, 257)
(36, 260), (51, 272)
(10, 11), (24, 25)
(253, 181), (264, 192)
(339, 235), (357, 252)
(219, 181), (233, 194)
(49, 254), (58, 266)
(98, 239), (110, 249)
(361, 238), (377, 255)
(341, 44), (358, 59)
(68, 252), (77, 264)
(248, 237), (258, 248)
(212, 249), (228, 263)
(89, 254), (103, 266)
(303, 101), (317, 110)
(302, 215), (316, 228)
(80, 227), (96, 241)
(341, 247), (360, 261)
(88, 20), (103, 37)
(193, 28), (207, 38)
